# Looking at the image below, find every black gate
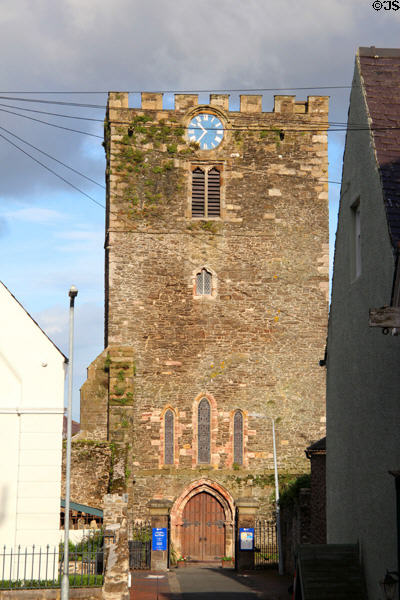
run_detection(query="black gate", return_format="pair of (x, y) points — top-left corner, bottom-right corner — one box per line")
(129, 521), (151, 569)
(254, 519), (278, 569)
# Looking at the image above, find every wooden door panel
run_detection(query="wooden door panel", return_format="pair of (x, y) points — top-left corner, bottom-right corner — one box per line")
(182, 492), (225, 561)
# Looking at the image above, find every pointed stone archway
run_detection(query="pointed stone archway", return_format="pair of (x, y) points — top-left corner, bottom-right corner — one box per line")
(170, 479), (235, 561)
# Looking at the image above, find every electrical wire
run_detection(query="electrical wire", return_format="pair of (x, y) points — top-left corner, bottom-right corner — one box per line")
(0, 124), (105, 189)
(0, 102), (104, 122)
(0, 96), (106, 108)
(0, 131), (104, 208)
(0, 120), (341, 187)
(0, 107), (102, 138)
(0, 85), (352, 96)
(0, 102), (353, 127)
(0, 128), (334, 320)
(3, 105), (392, 134)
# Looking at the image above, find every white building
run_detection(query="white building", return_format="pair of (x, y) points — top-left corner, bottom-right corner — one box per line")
(0, 281), (66, 550)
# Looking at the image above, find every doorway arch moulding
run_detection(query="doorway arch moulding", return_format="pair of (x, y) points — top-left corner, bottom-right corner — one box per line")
(170, 478), (235, 559)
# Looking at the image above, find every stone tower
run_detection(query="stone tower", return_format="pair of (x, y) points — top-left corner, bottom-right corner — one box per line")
(79, 91), (329, 561)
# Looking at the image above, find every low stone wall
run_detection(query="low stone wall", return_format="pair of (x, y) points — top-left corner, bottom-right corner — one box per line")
(0, 589), (101, 600)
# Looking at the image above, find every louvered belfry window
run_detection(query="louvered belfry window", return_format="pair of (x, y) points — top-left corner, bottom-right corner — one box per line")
(207, 168), (221, 216)
(164, 409), (174, 465)
(233, 410), (243, 465)
(191, 166), (221, 218)
(198, 398), (211, 464)
(192, 168), (205, 217)
(196, 268), (212, 295)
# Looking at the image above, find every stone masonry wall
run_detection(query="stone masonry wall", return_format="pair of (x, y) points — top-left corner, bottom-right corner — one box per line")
(62, 438), (128, 509)
(80, 91), (329, 520)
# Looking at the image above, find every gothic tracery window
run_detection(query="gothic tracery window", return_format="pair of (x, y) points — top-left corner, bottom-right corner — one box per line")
(195, 268), (212, 295)
(198, 398), (211, 464)
(233, 410), (243, 465)
(164, 409), (174, 465)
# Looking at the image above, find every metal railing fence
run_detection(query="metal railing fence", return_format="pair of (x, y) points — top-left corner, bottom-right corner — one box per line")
(254, 519), (278, 569)
(0, 540), (104, 589)
(129, 521), (151, 570)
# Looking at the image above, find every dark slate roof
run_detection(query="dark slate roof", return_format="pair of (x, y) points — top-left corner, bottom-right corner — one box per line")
(358, 47), (400, 248)
(306, 437), (326, 454)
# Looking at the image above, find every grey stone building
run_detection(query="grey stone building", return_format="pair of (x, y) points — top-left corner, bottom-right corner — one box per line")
(326, 47), (400, 599)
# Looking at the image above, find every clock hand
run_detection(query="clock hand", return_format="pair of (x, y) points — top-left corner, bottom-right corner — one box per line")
(198, 129), (207, 142)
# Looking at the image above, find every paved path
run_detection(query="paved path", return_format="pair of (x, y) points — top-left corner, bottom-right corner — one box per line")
(174, 565), (258, 600)
(131, 566), (292, 600)
(131, 571), (175, 600)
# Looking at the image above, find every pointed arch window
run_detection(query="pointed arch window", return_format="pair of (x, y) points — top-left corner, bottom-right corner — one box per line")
(233, 410), (243, 465)
(198, 398), (211, 464)
(191, 166), (221, 218)
(196, 268), (212, 295)
(164, 409), (174, 465)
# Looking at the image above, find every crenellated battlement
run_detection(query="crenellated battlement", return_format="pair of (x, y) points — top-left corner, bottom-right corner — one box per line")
(107, 91), (328, 116)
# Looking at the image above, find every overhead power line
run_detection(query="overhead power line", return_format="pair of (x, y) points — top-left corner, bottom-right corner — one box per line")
(0, 124), (105, 189)
(0, 127), (337, 318)
(3, 104), (396, 135)
(0, 107), (102, 138)
(0, 102), (104, 122)
(0, 102), (351, 126)
(0, 85), (352, 96)
(0, 131), (104, 208)
(0, 96), (105, 108)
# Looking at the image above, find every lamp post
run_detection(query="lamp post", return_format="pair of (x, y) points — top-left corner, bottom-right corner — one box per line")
(61, 286), (78, 600)
(271, 418), (284, 575)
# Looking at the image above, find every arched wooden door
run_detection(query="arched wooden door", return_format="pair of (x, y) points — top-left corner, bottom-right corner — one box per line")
(181, 492), (225, 561)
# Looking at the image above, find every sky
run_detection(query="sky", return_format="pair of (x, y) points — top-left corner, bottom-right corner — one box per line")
(0, 0), (399, 420)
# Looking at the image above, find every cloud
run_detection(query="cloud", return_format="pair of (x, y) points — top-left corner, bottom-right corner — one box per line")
(4, 206), (65, 224)
(0, 0), (397, 203)
(34, 301), (104, 421)
(0, 217), (8, 237)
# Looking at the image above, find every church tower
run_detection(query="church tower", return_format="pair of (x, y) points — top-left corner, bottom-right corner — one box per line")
(80, 91), (329, 561)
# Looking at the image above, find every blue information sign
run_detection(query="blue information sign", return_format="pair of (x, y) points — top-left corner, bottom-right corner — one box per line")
(152, 527), (167, 551)
(239, 527), (254, 551)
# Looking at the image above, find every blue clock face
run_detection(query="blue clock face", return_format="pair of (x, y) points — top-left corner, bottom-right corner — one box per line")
(188, 113), (224, 150)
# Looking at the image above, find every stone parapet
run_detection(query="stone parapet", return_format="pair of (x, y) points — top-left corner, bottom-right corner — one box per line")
(106, 91), (329, 119)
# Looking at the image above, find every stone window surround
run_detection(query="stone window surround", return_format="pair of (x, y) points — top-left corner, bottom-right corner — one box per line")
(185, 160), (226, 220)
(159, 405), (179, 468)
(228, 409), (249, 468)
(192, 265), (218, 300)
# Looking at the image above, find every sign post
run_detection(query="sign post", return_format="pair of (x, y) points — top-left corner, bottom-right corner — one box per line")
(152, 528), (167, 552)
